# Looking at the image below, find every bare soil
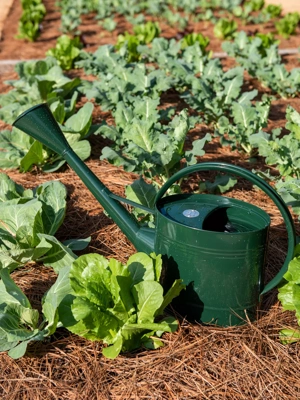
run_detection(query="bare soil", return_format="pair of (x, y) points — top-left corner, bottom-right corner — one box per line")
(0, 2), (300, 399)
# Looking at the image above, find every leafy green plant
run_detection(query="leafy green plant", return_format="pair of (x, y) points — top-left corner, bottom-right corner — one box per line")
(116, 22), (161, 62)
(133, 21), (161, 44)
(213, 18), (238, 39)
(98, 102), (210, 183)
(222, 31), (300, 98)
(0, 58), (97, 172)
(0, 173), (87, 273)
(17, 0), (46, 42)
(0, 266), (73, 359)
(263, 3), (282, 18)
(278, 246), (300, 344)
(251, 32), (280, 56)
(99, 17), (117, 32)
(0, 57), (81, 124)
(181, 33), (210, 52)
(215, 95), (271, 154)
(46, 35), (83, 70)
(275, 12), (300, 39)
(64, 252), (184, 358)
(182, 61), (257, 124)
(246, 0), (264, 11)
(250, 107), (300, 179)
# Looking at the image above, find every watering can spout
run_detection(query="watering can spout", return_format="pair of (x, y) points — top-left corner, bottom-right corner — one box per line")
(13, 103), (155, 253)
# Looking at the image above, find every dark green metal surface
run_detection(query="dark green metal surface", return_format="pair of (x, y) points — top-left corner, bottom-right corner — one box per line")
(13, 103), (297, 327)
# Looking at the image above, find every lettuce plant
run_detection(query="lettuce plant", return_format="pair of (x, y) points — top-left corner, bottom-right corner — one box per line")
(213, 18), (237, 39)
(278, 246), (300, 344)
(275, 12), (300, 39)
(63, 252), (184, 358)
(17, 0), (46, 42)
(46, 35), (83, 70)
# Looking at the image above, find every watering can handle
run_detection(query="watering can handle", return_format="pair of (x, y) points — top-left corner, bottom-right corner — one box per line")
(155, 162), (296, 295)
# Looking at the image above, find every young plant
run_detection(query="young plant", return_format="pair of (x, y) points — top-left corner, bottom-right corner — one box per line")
(17, 0), (46, 42)
(64, 252), (185, 358)
(116, 22), (161, 62)
(250, 106), (300, 179)
(278, 246), (300, 344)
(263, 3), (282, 19)
(215, 95), (271, 155)
(213, 18), (237, 40)
(275, 12), (300, 39)
(46, 35), (83, 70)
(181, 33), (210, 53)
(0, 173), (86, 273)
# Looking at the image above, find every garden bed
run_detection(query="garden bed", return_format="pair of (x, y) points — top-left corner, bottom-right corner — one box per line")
(1, 1), (300, 399)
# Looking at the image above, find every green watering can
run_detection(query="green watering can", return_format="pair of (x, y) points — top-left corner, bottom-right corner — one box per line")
(13, 103), (296, 326)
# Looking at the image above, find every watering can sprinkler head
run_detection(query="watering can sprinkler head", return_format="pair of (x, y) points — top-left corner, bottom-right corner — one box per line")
(13, 103), (70, 156)
(13, 103), (297, 326)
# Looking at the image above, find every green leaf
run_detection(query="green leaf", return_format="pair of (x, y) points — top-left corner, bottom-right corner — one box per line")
(185, 133), (211, 165)
(201, 174), (238, 194)
(125, 177), (157, 212)
(19, 140), (44, 172)
(35, 181), (67, 235)
(102, 334), (123, 359)
(156, 279), (186, 316)
(279, 329), (300, 344)
(132, 281), (163, 323)
(0, 268), (31, 308)
(64, 102), (94, 138)
(0, 199), (43, 244)
(8, 341), (29, 359)
(63, 237), (91, 251)
(0, 129), (33, 169)
(37, 234), (77, 273)
(42, 266), (73, 334)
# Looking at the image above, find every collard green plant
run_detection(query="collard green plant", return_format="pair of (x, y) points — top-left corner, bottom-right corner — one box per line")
(0, 57), (81, 124)
(222, 31), (300, 98)
(182, 61), (257, 124)
(0, 266), (73, 359)
(250, 106), (300, 179)
(0, 173), (85, 273)
(46, 35), (83, 70)
(98, 102), (210, 183)
(0, 58), (96, 172)
(215, 95), (272, 154)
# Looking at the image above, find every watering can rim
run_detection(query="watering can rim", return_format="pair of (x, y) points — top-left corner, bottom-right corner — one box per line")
(156, 192), (271, 234)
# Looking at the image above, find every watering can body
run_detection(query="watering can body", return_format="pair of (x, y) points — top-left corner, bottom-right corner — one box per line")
(13, 103), (296, 327)
(155, 194), (269, 326)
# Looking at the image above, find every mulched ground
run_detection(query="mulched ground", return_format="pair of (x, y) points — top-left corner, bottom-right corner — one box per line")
(0, 1), (300, 399)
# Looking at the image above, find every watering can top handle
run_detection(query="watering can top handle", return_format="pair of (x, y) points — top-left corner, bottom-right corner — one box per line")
(155, 162), (296, 295)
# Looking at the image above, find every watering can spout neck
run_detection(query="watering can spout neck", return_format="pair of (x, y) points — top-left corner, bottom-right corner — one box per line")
(12, 103), (156, 254)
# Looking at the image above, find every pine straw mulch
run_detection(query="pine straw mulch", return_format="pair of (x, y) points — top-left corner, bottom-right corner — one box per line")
(0, 157), (299, 400)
